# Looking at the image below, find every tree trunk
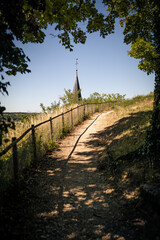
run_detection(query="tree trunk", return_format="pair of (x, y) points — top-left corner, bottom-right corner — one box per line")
(149, 69), (160, 159)
(147, 3), (160, 162)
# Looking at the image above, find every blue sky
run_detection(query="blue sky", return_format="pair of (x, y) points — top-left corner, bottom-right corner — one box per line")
(2, 19), (155, 112)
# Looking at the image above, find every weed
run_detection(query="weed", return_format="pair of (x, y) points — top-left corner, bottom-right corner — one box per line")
(43, 139), (58, 155)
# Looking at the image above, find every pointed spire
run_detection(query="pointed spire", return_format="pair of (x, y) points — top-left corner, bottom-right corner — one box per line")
(73, 59), (82, 101)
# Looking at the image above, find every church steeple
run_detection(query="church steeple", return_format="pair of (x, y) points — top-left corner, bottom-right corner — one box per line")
(73, 59), (82, 101)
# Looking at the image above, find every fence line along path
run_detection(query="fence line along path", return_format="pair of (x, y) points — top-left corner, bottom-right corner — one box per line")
(0, 103), (109, 192)
(4, 111), (121, 240)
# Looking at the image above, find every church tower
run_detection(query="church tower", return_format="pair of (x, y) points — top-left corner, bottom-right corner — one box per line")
(73, 59), (82, 101)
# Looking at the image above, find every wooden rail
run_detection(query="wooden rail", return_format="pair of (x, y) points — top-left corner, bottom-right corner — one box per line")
(0, 106), (79, 157)
(0, 103), (107, 183)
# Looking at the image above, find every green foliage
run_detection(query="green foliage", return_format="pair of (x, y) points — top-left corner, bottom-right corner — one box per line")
(0, 0), (46, 146)
(20, 114), (30, 123)
(60, 88), (82, 105)
(110, 111), (152, 160)
(119, 92), (154, 108)
(0, 0), (110, 146)
(145, 78), (160, 161)
(103, 0), (160, 74)
(100, 93), (154, 181)
(0, 81), (10, 96)
(49, 101), (61, 113)
(87, 92), (103, 103)
(0, 0), (44, 82)
(42, 139), (58, 154)
(40, 91), (125, 110)
(0, 0), (110, 86)
(1, 0), (160, 159)
(40, 101), (60, 113)
(102, 0), (160, 159)
(84, 92), (126, 103)
(40, 103), (47, 114)
(128, 38), (159, 74)
(0, 104), (15, 146)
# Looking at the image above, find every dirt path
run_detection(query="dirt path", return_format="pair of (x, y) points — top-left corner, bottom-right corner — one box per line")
(4, 111), (146, 240)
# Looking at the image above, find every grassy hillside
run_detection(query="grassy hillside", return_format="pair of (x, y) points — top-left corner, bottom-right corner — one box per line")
(98, 92), (156, 185)
(109, 92), (154, 161)
(2, 93), (159, 239)
(97, 92), (160, 239)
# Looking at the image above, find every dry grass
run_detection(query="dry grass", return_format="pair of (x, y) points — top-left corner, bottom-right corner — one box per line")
(0, 103), (109, 188)
(98, 92), (154, 193)
(2, 106), (71, 147)
(95, 93), (159, 240)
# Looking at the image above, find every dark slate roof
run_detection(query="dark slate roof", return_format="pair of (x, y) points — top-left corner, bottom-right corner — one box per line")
(73, 70), (82, 100)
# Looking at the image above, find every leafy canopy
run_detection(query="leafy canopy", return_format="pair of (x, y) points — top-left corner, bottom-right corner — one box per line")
(103, 0), (160, 74)
(0, 0), (111, 146)
(1, 0), (160, 153)
(0, 0), (110, 93)
(1, 0), (159, 96)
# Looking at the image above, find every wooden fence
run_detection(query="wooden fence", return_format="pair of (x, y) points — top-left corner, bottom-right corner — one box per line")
(0, 103), (108, 188)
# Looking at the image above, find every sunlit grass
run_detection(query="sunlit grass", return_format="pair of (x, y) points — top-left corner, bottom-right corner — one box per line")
(0, 103), (109, 189)
(99, 92), (154, 191)
(110, 111), (152, 160)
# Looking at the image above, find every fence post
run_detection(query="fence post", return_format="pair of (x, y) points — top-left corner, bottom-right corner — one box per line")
(31, 125), (37, 162)
(87, 103), (90, 115)
(50, 117), (53, 141)
(70, 108), (73, 127)
(83, 105), (85, 119)
(89, 104), (91, 115)
(77, 106), (79, 122)
(12, 137), (18, 182)
(62, 112), (65, 134)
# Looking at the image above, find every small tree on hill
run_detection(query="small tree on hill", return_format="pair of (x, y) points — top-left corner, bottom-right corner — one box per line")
(60, 89), (82, 106)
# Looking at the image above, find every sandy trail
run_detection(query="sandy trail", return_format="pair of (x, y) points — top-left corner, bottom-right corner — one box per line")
(40, 112), (116, 240)
(6, 111), (145, 240)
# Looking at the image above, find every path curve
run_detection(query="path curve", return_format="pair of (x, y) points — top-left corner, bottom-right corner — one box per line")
(5, 111), (145, 240)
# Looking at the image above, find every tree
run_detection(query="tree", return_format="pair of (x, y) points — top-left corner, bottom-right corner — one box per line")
(88, 92), (103, 103)
(40, 101), (60, 113)
(101, 0), (160, 160)
(84, 92), (125, 103)
(0, 0), (109, 93)
(60, 89), (82, 106)
(0, 0), (111, 145)
(0, 0), (46, 145)
(40, 103), (47, 114)
(1, 0), (160, 160)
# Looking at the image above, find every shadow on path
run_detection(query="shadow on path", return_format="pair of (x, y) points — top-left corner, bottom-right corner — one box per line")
(3, 112), (148, 240)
